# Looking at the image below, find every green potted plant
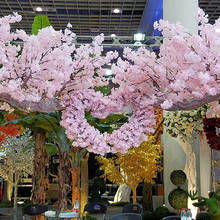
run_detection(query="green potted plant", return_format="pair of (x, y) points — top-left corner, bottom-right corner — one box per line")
(168, 170), (188, 213)
(188, 190), (220, 220)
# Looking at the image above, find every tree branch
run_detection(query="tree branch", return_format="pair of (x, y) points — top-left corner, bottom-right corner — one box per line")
(154, 94), (220, 111)
(0, 93), (62, 112)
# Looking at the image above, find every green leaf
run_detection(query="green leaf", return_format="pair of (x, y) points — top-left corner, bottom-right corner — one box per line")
(32, 15), (51, 35)
(95, 85), (111, 96)
(192, 201), (206, 207)
(2, 113), (59, 132)
(46, 143), (58, 156)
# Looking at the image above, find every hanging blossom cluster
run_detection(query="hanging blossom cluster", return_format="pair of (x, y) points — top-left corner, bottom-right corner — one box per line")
(60, 90), (155, 154)
(0, 10), (220, 154)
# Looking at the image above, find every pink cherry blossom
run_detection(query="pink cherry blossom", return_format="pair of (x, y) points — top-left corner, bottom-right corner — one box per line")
(0, 10), (219, 154)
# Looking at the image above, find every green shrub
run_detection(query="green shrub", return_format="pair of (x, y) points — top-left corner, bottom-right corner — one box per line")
(196, 212), (212, 220)
(0, 202), (13, 208)
(153, 206), (170, 220)
(85, 215), (98, 220)
(168, 188), (188, 210)
(110, 201), (129, 206)
(142, 210), (154, 220)
(170, 170), (186, 186)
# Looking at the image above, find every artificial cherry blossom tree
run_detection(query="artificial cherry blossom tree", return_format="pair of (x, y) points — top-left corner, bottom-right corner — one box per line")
(0, 9), (220, 156)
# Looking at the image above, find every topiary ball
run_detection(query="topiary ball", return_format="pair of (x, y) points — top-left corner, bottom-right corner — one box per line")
(170, 170), (187, 186)
(168, 188), (188, 210)
(196, 212), (212, 220)
(153, 206), (170, 220)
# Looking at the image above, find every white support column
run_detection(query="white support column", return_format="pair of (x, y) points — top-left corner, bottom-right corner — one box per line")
(163, 0), (199, 217)
(163, 0), (198, 34)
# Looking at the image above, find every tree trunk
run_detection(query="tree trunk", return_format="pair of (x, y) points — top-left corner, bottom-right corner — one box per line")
(80, 153), (89, 215)
(114, 184), (131, 203)
(5, 181), (13, 202)
(13, 181), (18, 220)
(131, 186), (137, 204)
(58, 152), (71, 211)
(71, 167), (80, 209)
(142, 182), (153, 211)
(32, 131), (47, 220)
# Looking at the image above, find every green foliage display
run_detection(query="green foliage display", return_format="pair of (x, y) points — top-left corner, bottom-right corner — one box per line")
(3, 111), (71, 154)
(142, 210), (154, 220)
(84, 216), (98, 220)
(153, 206), (170, 220)
(85, 111), (129, 134)
(196, 212), (212, 220)
(168, 188), (188, 210)
(170, 170), (187, 186)
(90, 174), (106, 202)
(32, 15), (51, 35)
(188, 190), (220, 220)
(142, 207), (170, 220)
(0, 202), (13, 208)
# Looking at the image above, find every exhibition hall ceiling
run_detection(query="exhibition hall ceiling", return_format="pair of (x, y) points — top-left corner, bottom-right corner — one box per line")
(0, 0), (219, 37)
(0, 0), (147, 36)
(199, 0), (220, 24)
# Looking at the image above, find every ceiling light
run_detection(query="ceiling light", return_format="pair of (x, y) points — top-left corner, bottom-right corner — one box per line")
(133, 32), (146, 41)
(105, 69), (112, 76)
(35, 7), (43, 12)
(215, 28), (220, 33)
(110, 34), (116, 38)
(112, 8), (121, 14)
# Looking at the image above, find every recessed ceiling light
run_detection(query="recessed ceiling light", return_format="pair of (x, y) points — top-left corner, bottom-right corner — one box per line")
(215, 28), (220, 33)
(35, 7), (43, 12)
(112, 8), (121, 14)
(110, 34), (116, 38)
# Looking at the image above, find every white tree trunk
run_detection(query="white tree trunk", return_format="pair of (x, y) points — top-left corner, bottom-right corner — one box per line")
(177, 137), (198, 216)
(114, 184), (131, 203)
(177, 137), (197, 190)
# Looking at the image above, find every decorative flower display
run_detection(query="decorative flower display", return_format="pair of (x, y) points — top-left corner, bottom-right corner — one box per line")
(60, 90), (156, 154)
(203, 117), (220, 150)
(164, 106), (207, 139)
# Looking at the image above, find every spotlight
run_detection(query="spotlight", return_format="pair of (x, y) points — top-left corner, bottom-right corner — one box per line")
(112, 8), (121, 14)
(110, 34), (116, 38)
(35, 7), (43, 12)
(133, 32), (146, 42)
